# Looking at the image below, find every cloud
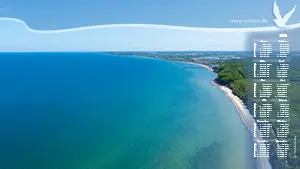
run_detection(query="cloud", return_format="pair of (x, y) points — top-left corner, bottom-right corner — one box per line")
(1, 17), (300, 34)
(1, 18), (300, 52)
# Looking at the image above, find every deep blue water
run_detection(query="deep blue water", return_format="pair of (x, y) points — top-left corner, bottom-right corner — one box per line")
(0, 52), (256, 169)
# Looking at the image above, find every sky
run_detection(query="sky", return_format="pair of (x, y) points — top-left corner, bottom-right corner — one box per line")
(0, 0), (300, 51)
(0, 20), (248, 51)
(0, 0), (299, 29)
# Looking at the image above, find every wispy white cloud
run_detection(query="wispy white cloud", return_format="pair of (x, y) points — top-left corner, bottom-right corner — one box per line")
(1, 18), (300, 52)
(1, 17), (300, 33)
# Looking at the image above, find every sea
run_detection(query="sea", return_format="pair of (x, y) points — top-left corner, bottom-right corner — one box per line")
(0, 52), (257, 169)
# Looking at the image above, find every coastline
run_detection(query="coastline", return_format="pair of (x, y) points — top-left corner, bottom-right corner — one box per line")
(187, 62), (214, 72)
(195, 62), (272, 169)
(114, 54), (272, 169)
(173, 61), (254, 128)
(211, 80), (253, 127)
(171, 60), (214, 71)
(192, 62), (254, 130)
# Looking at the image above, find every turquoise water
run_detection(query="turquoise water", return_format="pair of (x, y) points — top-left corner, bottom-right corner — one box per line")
(0, 52), (256, 169)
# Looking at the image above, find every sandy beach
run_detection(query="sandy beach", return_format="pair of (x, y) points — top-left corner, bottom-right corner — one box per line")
(211, 81), (255, 131)
(178, 61), (254, 128)
(173, 60), (214, 71)
(171, 61), (258, 134)
(194, 63), (255, 130)
(117, 56), (272, 169)
(193, 62), (214, 72)
(195, 63), (272, 169)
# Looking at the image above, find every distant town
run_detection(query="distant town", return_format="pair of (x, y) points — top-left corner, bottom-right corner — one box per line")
(105, 51), (249, 69)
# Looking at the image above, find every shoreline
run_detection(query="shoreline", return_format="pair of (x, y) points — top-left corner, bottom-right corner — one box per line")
(112, 54), (273, 169)
(171, 60), (214, 71)
(194, 62), (272, 169)
(171, 60), (271, 169)
(211, 80), (253, 127)
(172, 61), (254, 128)
(184, 61), (214, 71)
(107, 54), (273, 169)
(189, 62), (255, 130)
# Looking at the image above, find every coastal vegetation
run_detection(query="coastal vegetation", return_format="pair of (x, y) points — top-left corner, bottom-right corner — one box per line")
(213, 57), (300, 169)
(213, 61), (248, 101)
(108, 52), (300, 169)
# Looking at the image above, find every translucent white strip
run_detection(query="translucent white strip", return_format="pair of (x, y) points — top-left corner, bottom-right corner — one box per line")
(1, 17), (300, 34)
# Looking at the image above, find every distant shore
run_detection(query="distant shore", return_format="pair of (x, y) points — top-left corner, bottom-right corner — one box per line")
(172, 60), (214, 72)
(138, 58), (256, 134)
(172, 61), (251, 124)
(192, 62), (272, 169)
(178, 61), (255, 132)
(112, 53), (273, 169)
(111, 54), (272, 168)
(190, 62), (253, 127)
(211, 80), (253, 126)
